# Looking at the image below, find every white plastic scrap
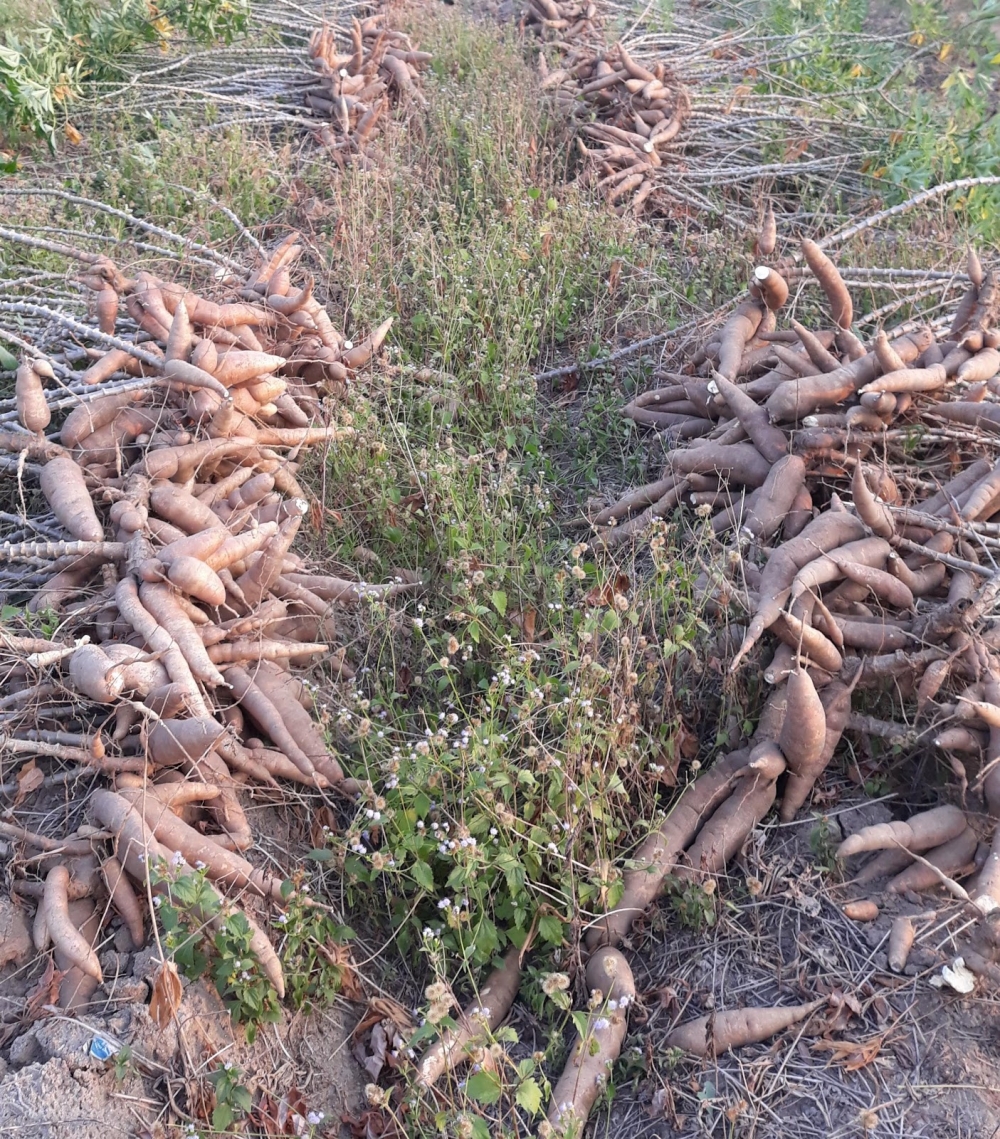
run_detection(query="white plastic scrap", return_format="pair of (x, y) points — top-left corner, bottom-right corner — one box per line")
(930, 957), (976, 994)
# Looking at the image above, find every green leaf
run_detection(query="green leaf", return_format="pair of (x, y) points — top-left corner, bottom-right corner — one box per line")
(307, 848), (334, 861)
(491, 590), (507, 617)
(537, 914), (564, 945)
(470, 1119), (491, 1139)
(0, 344), (18, 370)
(412, 861), (435, 891)
(466, 1069), (502, 1105)
(212, 1102), (234, 1131)
(515, 1077), (543, 1115)
(408, 1020), (439, 1049)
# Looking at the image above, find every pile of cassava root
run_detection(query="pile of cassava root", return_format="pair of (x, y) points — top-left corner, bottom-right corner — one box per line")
(539, 42), (690, 215)
(519, 0), (601, 43)
(0, 233), (422, 1018)
(305, 13), (430, 167)
(409, 238), (1000, 1136)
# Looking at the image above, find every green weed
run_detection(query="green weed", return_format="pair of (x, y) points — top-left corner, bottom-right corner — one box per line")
(666, 875), (718, 932)
(150, 858), (282, 1043)
(204, 1061), (253, 1134)
(751, 0), (1000, 242)
(275, 877), (356, 1013)
(808, 814), (840, 875)
(0, 0), (249, 147)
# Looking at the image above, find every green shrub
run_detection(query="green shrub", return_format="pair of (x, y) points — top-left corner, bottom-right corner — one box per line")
(0, 0), (249, 147)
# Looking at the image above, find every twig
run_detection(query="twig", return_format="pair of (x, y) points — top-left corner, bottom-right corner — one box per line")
(0, 540), (127, 563)
(890, 839), (972, 904)
(0, 189), (243, 269)
(817, 176), (1000, 250)
(0, 226), (104, 266)
(0, 302), (163, 366)
(891, 536), (992, 579)
(533, 332), (673, 382)
(0, 765), (98, 797)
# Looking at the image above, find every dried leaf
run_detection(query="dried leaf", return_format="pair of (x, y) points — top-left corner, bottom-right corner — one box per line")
(64, 123), (83, 145)
(585, 573), (630, 607)
(511, 608), (538, 643)
(362, 1022), (388, 1080)
(677, 721), (699, 760)
(24, 956), (61, 1019)
(317, 941), (363, 1001)
(149, 960), (183, 1029)
(277, 1085), (308, 1133)
(811, 1034), (885, 1072)
(252, 1094), (282, 1135)
(310, 805), (339, 849)
(608, 259), (622, 292)
(782, 137), (810, 163)
(187, 1077), (216, 1123)
(352, 996), (415, 1040)
(13, 760), (44, 807)
(723, 84), (751, 113)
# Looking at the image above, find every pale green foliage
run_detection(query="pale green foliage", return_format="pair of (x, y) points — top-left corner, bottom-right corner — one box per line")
(0, 0), (249, 147)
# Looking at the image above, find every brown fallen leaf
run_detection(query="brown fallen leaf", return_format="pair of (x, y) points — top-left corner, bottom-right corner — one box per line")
(252, 1094), (282, 1135)
(352, 996), (416, 1042)
(783, 137), (810, 163)
(310, 805), (339, 849)
(677, 721), (699, 760)
(316, 941), (363, 1001)
(277, 1085), (309, 1134)
(724, 84), (751, 114)
(811, 1033), (885, 1072)
(608, 259), (622, 292)
(511, 608), (537, 643)
(585, 573), (630, 608)
(149, 960), (183, 1029)
(13, 759), (44, 807)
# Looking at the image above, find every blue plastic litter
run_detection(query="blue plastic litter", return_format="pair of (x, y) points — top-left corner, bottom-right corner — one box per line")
(89, 1036), (119, 1061)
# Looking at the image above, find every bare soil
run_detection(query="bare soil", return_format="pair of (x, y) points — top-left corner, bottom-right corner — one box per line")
(602, 802), (1000, 1139)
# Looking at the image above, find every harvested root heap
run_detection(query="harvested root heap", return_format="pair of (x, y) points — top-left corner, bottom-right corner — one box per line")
(519, 0), (601, 42)
(480, 241), (1000, 1133)
(524, 9), (889, 225)
(0, 234), (418, 1012)
(305, 14), (430, 166)
(583, 242), (1000, 945)
(540, 42), (690, 215)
